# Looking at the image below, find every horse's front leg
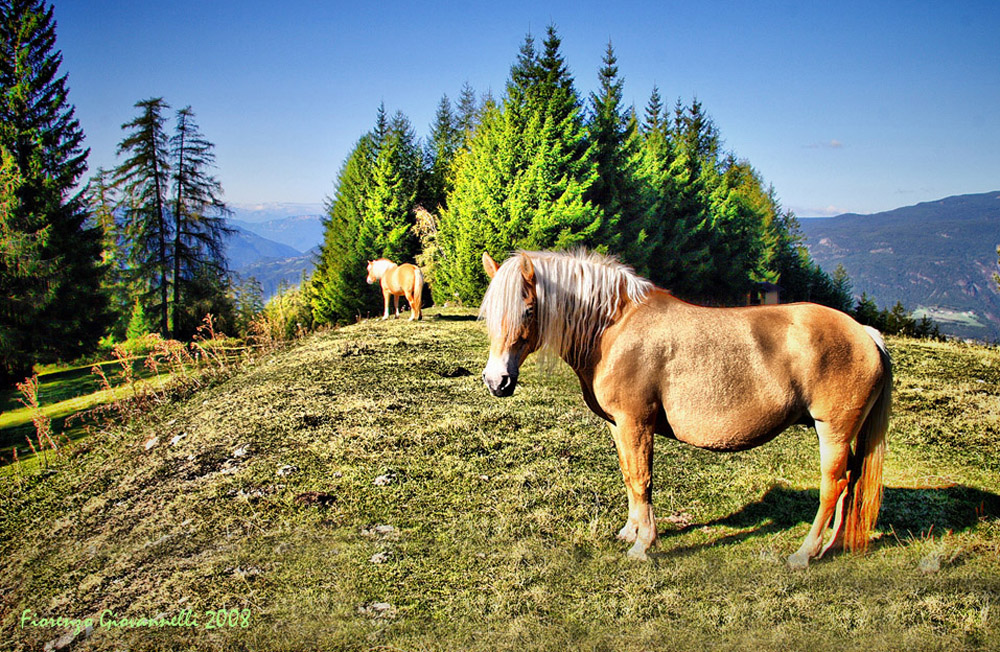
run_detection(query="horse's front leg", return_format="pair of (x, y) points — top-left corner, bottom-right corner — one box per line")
(609, 417), (657, 560)
(382, 289), (391, 320)
(608, 422), (638, 542)
(393, 294), (400, 318)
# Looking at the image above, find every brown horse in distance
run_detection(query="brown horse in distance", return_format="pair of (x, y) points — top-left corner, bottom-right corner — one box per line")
(366, 259), (424, 321)
(479, 249), (891, 568)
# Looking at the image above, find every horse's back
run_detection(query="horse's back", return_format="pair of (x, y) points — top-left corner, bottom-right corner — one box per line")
(385, 263), (419, 294)
(596, 295), (886, 450)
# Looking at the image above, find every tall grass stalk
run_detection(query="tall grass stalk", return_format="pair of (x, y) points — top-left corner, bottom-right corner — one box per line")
(15, 374), (59, 468)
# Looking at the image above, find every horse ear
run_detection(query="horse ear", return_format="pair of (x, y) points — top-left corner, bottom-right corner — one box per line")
(482, 252), (499, 279)
(519, 254), (535, 285)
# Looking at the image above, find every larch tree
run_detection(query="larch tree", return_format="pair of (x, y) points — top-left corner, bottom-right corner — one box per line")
(115, 97), (172, 336)
(170, 105), (232, 338)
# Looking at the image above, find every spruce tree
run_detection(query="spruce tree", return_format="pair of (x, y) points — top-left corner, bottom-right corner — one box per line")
(232, 275), (264, 336)
(586, 41), (653, 267)
(170, 106), (232, 338)
(643, 85), (663, 134)
(359, 110), (420, 263)
(311, 135), (374, 325)
(436, 26), (601, 302)
(424, 94), (460, 211)
(310, 104), (427, 328)
(994, 245), (999, 290)
(854, 292), (880, 327)
(455, 82), (478, 138)
(86, 167), (130, 337)
(639, 98), (711, 294)
(831, 263), (854, 313)
(0, 0), (109, 383)
(115, 97), (172, 336)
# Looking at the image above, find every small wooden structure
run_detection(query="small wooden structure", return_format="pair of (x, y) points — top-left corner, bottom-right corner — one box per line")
(749, 282), (782, 306)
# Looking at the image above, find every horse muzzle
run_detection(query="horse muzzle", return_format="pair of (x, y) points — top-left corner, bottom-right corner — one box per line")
(483, 371), (518, 397)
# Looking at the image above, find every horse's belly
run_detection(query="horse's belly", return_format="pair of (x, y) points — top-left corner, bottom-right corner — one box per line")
(666, 406), (802, 452)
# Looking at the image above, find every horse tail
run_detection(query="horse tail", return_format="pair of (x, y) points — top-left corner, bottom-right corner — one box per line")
(844, 326), (892, 553)
(412, 265), (425, 318)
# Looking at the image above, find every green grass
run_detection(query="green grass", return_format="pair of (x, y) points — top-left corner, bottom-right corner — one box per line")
(0, 359), (176, 470)
(1, 307), (998, 651)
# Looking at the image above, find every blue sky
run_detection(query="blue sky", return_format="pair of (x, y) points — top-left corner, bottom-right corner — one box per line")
(55, 1), (999, 216)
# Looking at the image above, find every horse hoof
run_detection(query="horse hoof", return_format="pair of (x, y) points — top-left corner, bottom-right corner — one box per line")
(787, 553), (810, 570)
(616, 525), (638, 543)
(626, 544), (649, 561)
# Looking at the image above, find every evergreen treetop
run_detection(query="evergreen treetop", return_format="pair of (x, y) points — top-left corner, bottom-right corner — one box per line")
(0, 0), (109, 384)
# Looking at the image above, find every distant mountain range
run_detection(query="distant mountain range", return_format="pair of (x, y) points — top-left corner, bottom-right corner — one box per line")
(224, 225), (302, 270)
(799, 191), (1000, 342)
(230, 215), (324, 253)
(235, 247), (319, 299)
(223, 209), (324, 299)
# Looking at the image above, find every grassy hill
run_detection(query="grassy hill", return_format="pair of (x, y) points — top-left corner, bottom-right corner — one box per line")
(799, 192), (1000, 342)
(2, 309), (999, 651)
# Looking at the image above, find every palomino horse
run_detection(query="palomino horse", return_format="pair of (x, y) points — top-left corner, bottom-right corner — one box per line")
(366, 259), (425, 321)
(479, 250), (891, 568)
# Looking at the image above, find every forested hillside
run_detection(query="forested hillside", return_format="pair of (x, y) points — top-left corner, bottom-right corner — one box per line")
(800, 192), (1000, 342)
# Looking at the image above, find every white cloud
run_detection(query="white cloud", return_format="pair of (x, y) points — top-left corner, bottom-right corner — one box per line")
(790, 204), (852, 218)
(804, 139), (845, 149)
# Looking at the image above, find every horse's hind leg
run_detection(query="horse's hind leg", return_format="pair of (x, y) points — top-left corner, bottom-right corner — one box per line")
(608, 418), (657, 560)
(404, 290), (417, 321)
(788, 428), (850, 569)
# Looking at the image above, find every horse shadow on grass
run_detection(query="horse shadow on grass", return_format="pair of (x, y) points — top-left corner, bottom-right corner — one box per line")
(432, 313), (479, 322)
(653, 483), (1000, 559)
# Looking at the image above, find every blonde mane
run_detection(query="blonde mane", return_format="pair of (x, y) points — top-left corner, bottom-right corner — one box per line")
(369, 258), (396, 280)
(480, 250), (653, 367)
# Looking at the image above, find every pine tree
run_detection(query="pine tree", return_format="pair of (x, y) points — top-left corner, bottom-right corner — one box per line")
(115, 97), (172, 336)
(170, 106), (232, 338)
(0, 0), (109, 384)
